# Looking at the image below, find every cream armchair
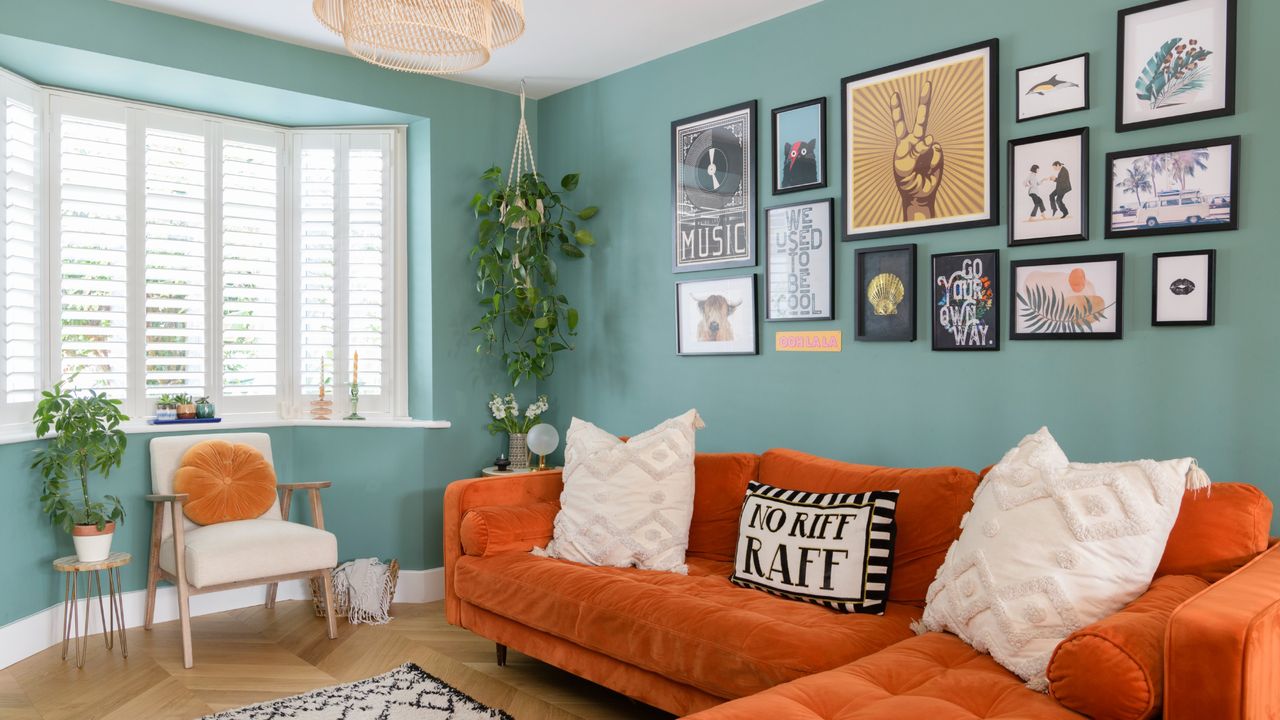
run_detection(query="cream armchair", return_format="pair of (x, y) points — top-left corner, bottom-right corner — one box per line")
(144, 432), (339, 668)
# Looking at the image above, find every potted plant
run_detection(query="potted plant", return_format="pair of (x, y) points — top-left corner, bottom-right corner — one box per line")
(155, 393), (177, 421)
(174, 392), (196, 419)
(487, 393), (548, 469)
(32, 377), (129, 563)
(194, 395), (216, 419)
(470, 168), (598, 385)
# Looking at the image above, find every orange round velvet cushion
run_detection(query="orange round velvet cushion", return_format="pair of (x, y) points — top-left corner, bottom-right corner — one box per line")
(173, 441), (277, 525)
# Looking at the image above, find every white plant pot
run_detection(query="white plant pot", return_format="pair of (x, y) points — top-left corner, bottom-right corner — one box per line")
(72, 524), (115, 563)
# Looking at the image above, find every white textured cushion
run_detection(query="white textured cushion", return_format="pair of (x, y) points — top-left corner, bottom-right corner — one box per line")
(920, 427), (1205, 689)
(536, 409), (701, 573)
(160, 518), (337, 588)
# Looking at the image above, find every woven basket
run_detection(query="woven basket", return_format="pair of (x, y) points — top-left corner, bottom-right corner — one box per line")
(311, 558), (400, 618)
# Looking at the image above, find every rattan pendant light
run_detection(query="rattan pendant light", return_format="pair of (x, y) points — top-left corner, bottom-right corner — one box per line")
(313, 0), (525, 75)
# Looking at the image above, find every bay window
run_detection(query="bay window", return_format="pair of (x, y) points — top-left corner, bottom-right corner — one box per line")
(0, 67), (407, 425)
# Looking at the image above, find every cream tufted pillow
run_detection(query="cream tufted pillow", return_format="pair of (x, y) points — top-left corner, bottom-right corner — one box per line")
(535, 410), (702, 573)
(920, 427), (1209, 690)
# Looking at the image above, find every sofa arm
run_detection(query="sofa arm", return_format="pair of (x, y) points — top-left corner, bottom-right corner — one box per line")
(1165, 541), (1280, 720)
(443, 470), (564, 625)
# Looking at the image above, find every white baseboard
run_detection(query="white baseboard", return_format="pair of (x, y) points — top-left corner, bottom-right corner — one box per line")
(0, 567), (444, 670)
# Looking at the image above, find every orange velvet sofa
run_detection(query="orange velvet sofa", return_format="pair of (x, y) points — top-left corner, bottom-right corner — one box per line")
(443, 449), (1278, 719)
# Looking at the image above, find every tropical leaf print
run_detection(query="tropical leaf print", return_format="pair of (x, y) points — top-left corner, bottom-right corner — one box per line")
(1135, 37), (1213, 109)
(1016, 285), (1112, 334)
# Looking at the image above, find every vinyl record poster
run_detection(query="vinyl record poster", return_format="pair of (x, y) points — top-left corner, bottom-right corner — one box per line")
(672, 101), (757, 273)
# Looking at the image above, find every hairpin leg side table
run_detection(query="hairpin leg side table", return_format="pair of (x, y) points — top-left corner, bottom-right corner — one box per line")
(53, 552), (131, 668)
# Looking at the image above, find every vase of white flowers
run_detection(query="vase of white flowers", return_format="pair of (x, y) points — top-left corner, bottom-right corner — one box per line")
(487, 393), (549, 470)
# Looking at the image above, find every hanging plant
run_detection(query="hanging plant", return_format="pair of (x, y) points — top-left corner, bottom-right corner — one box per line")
(469, 168), (598, 384)
(469, 83), (599, 385)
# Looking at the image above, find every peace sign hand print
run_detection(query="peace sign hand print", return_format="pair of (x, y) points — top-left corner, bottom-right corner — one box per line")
(890, 81), (943, 222)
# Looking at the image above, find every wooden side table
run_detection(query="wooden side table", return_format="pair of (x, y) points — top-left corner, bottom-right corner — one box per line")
(53, 551), (131, 668)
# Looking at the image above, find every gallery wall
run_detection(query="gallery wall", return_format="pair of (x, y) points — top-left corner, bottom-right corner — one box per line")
(0, 0), (526, 627)
(538, 0), (1278, 531)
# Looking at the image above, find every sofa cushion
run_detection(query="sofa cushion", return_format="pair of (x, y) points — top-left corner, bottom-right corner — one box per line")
(688, 453), (760, 561)
(1047, 574), (1210, 720)
(682, 632), (1082, 719)
(461, 501), (560, 557)
(453, 552), (921, 699)
(730, 481), (898, 614)
(1157, 483), (1273, 582)
(759, 449), (978, 605)
(159, 518), (337, 588)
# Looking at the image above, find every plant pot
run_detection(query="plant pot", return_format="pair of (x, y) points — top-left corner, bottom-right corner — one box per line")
(176, 403), (197, 419)
(195, 402), (216, 418)
(508, 433), (530, 469)
(71, 522), (115, 563)
(156, 404), (177, 421)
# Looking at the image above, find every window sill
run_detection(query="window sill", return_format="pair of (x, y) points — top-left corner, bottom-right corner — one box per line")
(0, 416), (451, 446)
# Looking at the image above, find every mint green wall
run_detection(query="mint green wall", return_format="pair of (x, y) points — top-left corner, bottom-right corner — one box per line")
(538, 0), (1278, 529)
(0, 0), (525, 627)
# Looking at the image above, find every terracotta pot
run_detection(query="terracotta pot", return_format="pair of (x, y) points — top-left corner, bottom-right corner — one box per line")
(177, 403), (197, 419)
(71, 522), (115, 563)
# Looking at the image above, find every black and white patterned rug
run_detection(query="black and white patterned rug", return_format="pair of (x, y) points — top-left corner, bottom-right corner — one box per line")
(204, 663), (514, 719)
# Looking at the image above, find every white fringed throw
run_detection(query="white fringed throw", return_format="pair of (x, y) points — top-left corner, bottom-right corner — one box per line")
(333, 558), (395, 625)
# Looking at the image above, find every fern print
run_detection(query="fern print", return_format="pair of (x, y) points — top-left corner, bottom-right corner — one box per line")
(1016, 285), (1113, 334)
(1135, 37), (1213, 110)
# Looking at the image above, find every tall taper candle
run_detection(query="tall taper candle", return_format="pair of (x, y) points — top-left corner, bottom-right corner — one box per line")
(353, 351), (359, 384)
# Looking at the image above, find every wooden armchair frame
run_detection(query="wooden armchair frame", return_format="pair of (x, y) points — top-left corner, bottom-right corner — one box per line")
(143, 482), (338, 668)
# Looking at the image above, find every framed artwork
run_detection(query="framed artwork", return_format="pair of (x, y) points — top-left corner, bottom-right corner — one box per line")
(1105, 135), (1239, 239)
(671, 101), (757, 273)
(765, 199), (834, 321)
(1017, 53), (1090, 122)
(1116, 0), (1236, 132)
(932, 250), (999, 351)
(854, 244), (916, 342)
(675, 274), (759, 356)
(1007, 128), (1089, 246)
(841, 39), (999, 242)
(1152, 249), (1215, 326)
(771, 97), (827, 194)
(1010, 254), (1124, 340)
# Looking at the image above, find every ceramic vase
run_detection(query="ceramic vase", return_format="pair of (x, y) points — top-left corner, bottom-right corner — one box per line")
(508, 433), (530, 469)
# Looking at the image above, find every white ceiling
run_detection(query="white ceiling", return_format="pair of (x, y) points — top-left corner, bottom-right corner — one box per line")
(111, 0), (822, 99)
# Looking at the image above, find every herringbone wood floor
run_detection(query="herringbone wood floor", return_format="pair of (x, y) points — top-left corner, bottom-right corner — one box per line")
(0, 600), (673, 720)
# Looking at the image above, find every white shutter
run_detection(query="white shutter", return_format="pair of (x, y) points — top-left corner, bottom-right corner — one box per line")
(1, 72), (41, 414)
(346, 136), (388, 401)
(143, 119), (207, 398)
(220, 129), (282, 402)
(54, 98), (129, 398)
(297, 142), (337, 400)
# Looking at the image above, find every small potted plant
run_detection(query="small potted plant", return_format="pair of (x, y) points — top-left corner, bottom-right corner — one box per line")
(32, 377), (129, 563)
(487, 393), (549, 469)
(194, 395), (216, 419)
(155, 394), (177, 421)
(174, 392), (196, 419)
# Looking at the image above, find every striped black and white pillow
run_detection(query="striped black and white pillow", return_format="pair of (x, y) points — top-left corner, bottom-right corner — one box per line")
(729, 480), (897, 614)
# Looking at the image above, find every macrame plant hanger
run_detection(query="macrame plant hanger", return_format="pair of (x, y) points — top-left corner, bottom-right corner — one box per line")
(507, 79), (537, 189)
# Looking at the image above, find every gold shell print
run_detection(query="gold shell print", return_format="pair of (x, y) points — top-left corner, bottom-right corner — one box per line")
(867, 272), (905, 316)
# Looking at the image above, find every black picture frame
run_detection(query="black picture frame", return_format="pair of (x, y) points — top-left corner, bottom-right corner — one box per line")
(675, 274), (760, 356)
(1016, 53), (1090, 122)
(1104, 135), (1240, 239)
(771, 97), (827, 195)
(841, 39), (999, 242)
(671, 101), (757, 273)
(765, 198), (835, 322)
(1007, 127), (1090, 246)
(854, 243), (917, 342)
(1152, 249), (1216, 326)
(1010, 253), (1125, 341)
(931, 249), (1000, 351)
(1116, 0), (1237, 132)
